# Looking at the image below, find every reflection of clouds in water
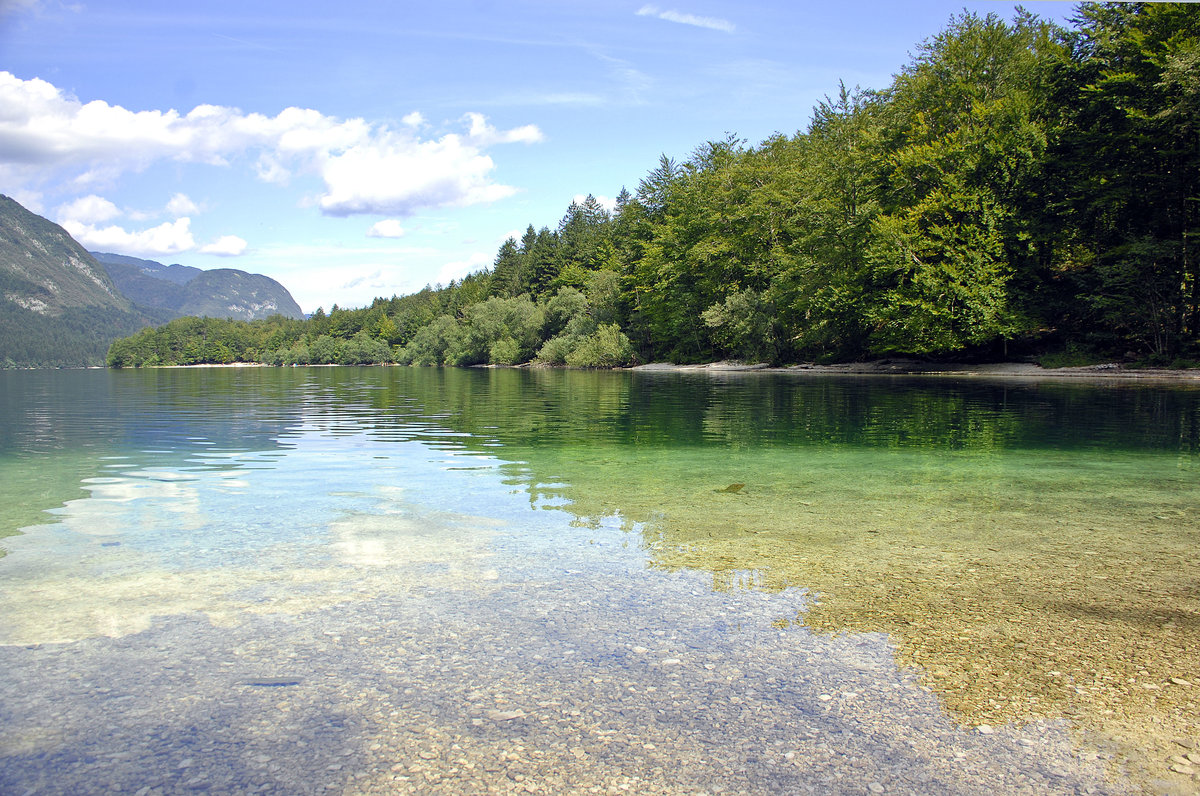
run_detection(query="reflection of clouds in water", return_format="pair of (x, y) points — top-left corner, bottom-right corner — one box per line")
(69, 470), (207, 537)
(331, 513), (499, 578)
(0, 477), (504, 646)
(330, 485), (501, 578)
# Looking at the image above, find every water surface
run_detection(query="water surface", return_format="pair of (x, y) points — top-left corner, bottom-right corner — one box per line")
(2, 367), (1197, 794)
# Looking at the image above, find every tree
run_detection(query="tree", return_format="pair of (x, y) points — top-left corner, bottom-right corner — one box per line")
(526, 227), (561, 297)
(775, 86), (881, 357)
(1046, 2), (1200, 358)
(865, 11), (1061, 354)
(636, 154), (679, 216)
(489, 237), (524, 298)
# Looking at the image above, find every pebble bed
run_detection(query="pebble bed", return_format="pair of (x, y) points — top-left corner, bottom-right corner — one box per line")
(0, 418), (1144, 796)
(1, 514), (1128, 795)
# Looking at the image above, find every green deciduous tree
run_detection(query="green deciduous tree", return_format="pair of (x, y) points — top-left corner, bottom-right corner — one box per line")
(1047, 2), (1200, 359)
(865, 11), (1060, 354)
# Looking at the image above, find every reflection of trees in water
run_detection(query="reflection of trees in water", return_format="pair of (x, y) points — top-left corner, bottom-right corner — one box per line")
(362, 367), (1200, 785)
(359, 368), (1200, 456)
(5, 367), (1200, 784)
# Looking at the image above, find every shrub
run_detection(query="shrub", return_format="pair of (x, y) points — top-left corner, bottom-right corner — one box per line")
(565, 324), (634, 368)
(401, 315), (461, 365)
(535, 334), (574, 365)
(489, 336), (521, 365)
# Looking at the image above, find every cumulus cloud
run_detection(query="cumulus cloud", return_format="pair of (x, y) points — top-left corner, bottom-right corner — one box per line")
(463, 112), (544, 146)
(199, 234), (247, 256)
(318, 132), (518, 217)
(635, 5), (735, 33)
(0, 72), (543, 218)
(62, 217), (196, 257)
(367, 219), (405, 238)
(401, 111), (426, 128)
(166, 192), (200, 216)
(56, 194), (120, 224)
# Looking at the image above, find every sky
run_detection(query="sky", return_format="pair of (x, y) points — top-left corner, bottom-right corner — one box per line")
(0, 0), (1082, 314)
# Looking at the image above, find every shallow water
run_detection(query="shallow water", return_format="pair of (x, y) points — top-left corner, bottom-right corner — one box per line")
(1, 367), (1197, 794)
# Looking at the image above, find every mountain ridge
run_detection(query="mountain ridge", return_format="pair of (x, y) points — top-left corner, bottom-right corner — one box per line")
(90, 251), (304, 321)
(0, 195), (303, 366)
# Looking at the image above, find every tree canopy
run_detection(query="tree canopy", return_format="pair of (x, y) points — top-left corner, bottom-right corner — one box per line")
(109, 4), (1200, 370)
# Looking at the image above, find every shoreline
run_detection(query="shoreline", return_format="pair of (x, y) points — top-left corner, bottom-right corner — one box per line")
(83, 358), (1200, 384)
(630, 359), (1200, 383)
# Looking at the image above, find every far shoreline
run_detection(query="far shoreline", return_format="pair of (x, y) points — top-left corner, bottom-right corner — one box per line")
(102, 358), (1200, 384)
(628, 358), (1200, 383)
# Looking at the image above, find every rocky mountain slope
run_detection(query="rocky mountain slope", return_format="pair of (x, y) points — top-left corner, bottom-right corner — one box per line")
(0, 195), (303, 366)
(0, 195), (132, 316)
(0, 195), (155, 366)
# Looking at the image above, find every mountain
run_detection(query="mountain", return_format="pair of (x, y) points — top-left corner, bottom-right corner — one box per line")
(0, 195), (159, 367)
(90, 252), (304, 321)
(174, 268), (304, 320)
(0, 195), (305, 367)
(90, 252), (201, 286)
(0, 196), (132, 315)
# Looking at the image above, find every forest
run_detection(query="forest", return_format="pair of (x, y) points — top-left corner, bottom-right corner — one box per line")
(107, 4), (1200, 369)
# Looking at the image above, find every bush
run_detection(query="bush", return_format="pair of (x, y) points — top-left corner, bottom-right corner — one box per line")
(338, 331), (394, 364)
(565, 324), (634, 368)
(585, 270), (622, 326)
(448, 297), (545, 365)
(701, 288), (776, 362)
(308, 335), (339, 364)
(489, 336), (521, 365)
(283, 343), (311, 366)
(400, 315), (461, 365)
(535, 334), (574, 365)
(543, 287), (588, 338)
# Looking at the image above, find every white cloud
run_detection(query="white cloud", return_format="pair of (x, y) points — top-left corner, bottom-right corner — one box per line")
(8, 188), (44, 213)
(254, 153), (290, 184)
(56, 194), (120, 225)
(635, 5), (735, 33)
(401, 111), (426, 128)
(367, 219), (405, 238)
(199, 234), (247, 256)
(166, 192), (199, 216)
(0, 0), (42, 18)
(62, 217), (195, 257)
(0, 72), (544, 218)
(317, 132), (519, 217)
(482, 92), (607, 108)
(463, 112), (544, 146)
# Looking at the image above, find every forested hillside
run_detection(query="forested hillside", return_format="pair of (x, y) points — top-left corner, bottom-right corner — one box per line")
(108, 5), (1200, 369)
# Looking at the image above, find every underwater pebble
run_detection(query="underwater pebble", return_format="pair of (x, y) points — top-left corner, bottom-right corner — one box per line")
(0, 497), (1133, 796)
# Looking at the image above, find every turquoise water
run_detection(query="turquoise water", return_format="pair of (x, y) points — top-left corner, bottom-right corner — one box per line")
(2, 367), (1197, 794)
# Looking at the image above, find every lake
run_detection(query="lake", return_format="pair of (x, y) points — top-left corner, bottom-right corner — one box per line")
(1, 366), (1197, 795)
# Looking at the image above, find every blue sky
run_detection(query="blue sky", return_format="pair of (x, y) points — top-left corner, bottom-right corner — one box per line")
(0, 0), (1080, 313)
